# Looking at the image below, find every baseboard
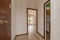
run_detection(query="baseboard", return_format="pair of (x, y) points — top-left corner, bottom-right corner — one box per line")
(37, 31), (44, 39)
(14, 33), (28, 40)
(14, 36), (16, 40)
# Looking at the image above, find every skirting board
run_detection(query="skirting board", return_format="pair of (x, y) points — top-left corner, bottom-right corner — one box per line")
(37, 31), (44, 39)
(14, 33), (28, 40)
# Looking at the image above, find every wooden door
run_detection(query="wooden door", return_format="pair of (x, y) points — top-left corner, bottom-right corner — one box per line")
(0, 0), (11, 40)
(0, 14), (5, 40)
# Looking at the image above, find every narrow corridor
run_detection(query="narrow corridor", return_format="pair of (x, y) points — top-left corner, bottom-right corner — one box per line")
(15, 25), (44, 40)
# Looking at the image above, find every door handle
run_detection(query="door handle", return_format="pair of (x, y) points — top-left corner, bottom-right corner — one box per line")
(0, 19), (8, 25)
(4, 20), (8, 24)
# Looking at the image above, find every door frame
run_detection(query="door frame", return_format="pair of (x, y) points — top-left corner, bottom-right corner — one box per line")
(44, 0), (51, 39)
(27, 8), (38, 34)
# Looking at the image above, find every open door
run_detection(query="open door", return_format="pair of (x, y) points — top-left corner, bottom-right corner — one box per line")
(27, 8), (38, 40)
(0, 0), (11, 40)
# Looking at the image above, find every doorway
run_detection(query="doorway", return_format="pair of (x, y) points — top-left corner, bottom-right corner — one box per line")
(44, 0), (50, 40)
(27, 8), (38, 39)
(0, 0), (11, 40)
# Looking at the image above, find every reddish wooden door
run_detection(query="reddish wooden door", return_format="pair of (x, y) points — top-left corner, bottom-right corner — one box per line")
(0, 0), (11, 40)
(0, 14), (5, 40)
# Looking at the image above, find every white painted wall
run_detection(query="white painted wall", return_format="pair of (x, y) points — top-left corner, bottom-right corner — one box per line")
(38, 0), (48, 37)
(51, 0), (60, 40)
(11, 0), (39, 40)
(15, 0), (38, 35)
(11, 0), (60, 40)
(11, 0), (16, 40)
(15, 0), (27, 35)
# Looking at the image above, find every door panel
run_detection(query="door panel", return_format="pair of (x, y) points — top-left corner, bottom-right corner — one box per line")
(0, 15), (5, 40)
(0, 0), (11, 40)
(4, 15), (11, 40)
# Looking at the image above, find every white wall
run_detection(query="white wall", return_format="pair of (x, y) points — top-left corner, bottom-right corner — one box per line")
(11, 0), (16, 40)
(11, 0), (53, 40)
(51, 0), (60, 40)
(11, 0), (60, 40)
(38, 0), (48, 37)
(15, 0), (27, 35)
(11, 0), (39, 40)
(15, 0), (39, 35)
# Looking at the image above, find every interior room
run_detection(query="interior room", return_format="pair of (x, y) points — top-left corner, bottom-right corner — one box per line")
(0, 0), (60, 40)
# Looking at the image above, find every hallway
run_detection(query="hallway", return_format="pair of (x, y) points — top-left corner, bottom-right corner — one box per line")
(15, 25), (44, 40)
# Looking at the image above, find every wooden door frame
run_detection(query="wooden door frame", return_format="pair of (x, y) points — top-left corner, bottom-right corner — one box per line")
(44, 0), (51, 39)
(27, 8), (38, 34)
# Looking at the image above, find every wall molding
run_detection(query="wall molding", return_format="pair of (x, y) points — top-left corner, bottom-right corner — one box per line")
(14, 36), (16, 40)
(37, 31), (44, 39)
